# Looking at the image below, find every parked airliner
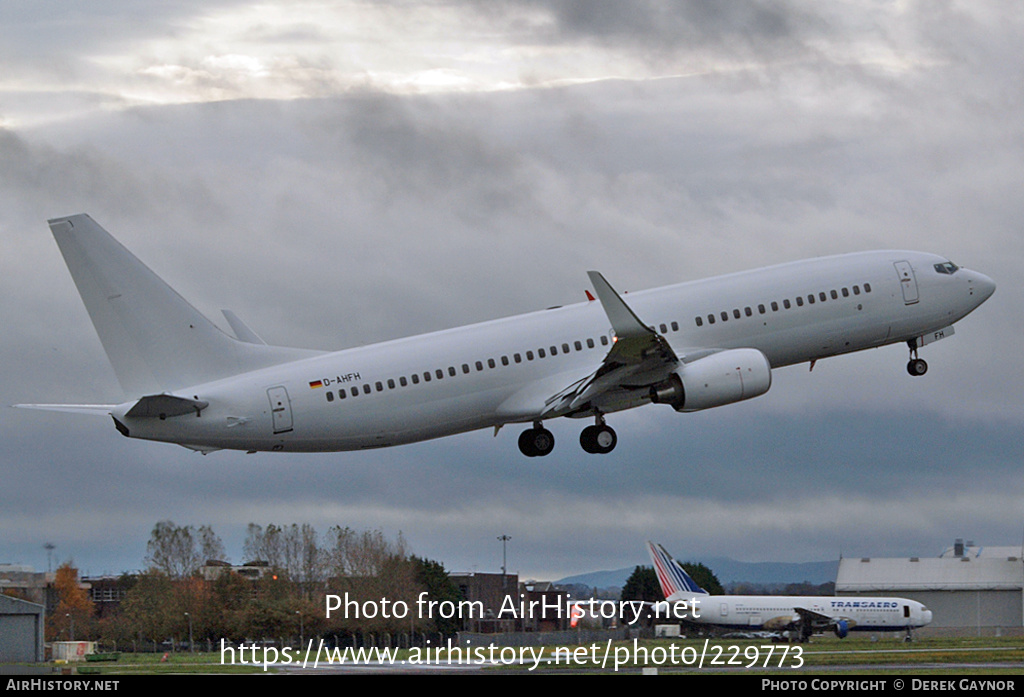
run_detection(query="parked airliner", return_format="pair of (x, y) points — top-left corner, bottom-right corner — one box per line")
(19, 214), (994, 456)
(647, 542), (933, 640)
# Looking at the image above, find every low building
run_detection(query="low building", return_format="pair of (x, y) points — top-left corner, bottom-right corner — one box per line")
(520, 580), (571, 632)
(0, 564), (51, 607)
(200, 560), (274, 581)
(836, 540), (1024, 636)
(448, 571), (519, 633)
(0, 594), (46, 662)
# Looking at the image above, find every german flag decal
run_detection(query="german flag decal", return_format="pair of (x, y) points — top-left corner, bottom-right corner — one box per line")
(308, 380), (324, 389)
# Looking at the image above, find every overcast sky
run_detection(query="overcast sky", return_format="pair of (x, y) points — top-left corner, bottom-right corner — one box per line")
(2, 1), (1022, 582)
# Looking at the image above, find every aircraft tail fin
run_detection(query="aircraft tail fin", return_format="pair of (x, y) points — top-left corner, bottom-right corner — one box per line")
(48, 214), (320, 397)
(647, 541), (709, 599)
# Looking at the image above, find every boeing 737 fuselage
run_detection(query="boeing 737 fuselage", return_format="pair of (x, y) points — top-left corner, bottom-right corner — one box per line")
(21, 215), (995, 456)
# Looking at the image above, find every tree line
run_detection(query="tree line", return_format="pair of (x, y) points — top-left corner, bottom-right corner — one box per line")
(46, 521), (462, 647)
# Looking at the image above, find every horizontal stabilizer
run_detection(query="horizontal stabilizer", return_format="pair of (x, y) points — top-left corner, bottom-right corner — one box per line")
(12, 404), (115, 416)
(125, 394), (209, 418)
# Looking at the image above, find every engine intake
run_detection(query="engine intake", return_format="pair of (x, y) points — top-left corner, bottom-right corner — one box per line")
(650, 348), (772, 412)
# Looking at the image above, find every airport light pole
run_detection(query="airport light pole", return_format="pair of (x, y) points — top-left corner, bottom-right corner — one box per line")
(498, 535), (511, 591)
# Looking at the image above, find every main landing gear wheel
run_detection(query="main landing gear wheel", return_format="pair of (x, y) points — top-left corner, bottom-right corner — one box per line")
(518, 426), (555, 457)
(906, 339), (928, 377)
(907, 358), (928, 376)
(580, 424), (617, 454)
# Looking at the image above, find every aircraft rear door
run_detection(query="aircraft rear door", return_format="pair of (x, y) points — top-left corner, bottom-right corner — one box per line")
(267, 386), (293, 434)
(894, 261), (919, 304)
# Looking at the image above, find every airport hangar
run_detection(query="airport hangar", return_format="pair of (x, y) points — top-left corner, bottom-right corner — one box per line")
(0, 594), (45, 663)
(836, 540), (1024, 636)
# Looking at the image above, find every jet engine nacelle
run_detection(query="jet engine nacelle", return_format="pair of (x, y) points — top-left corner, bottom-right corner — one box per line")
(649, 348), (772, 412)
(834, 619), (849, 638)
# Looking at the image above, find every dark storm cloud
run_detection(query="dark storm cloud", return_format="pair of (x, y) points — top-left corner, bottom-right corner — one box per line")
(0, 128), (218, 221)
(309, 93), (530, 217)
(514, 0), (805, 48)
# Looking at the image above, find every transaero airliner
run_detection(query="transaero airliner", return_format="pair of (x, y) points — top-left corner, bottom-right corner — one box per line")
(647, 542), (933, 640)
(20, 214), (994, 456)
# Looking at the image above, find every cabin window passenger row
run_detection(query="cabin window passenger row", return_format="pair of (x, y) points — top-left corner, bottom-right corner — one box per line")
(324, 332), (614, 403)
(693, 282), (873, 327)
(325, 280), (877, 404)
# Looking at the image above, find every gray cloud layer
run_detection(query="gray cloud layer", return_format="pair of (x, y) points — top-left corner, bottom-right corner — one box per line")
(2, 1), (1021, 579)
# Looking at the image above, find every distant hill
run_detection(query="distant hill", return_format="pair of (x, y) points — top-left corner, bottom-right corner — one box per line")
(557, 557), (838, 590)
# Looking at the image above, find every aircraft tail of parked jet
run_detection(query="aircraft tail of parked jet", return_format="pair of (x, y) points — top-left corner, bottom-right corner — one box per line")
(648, 541), (709, 599)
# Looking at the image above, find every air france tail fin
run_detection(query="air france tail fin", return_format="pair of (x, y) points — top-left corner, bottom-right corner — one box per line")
(48, 215), (321, 397)
(647, 541), (708, 599)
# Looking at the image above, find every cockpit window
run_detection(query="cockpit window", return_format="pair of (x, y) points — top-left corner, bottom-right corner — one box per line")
(934, 261), (959, 275)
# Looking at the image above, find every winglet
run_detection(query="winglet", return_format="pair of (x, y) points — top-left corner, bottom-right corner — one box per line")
(587, 271), (655, 340)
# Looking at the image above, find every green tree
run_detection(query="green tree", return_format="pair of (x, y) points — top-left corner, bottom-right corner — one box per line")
(679, 561), (724, 596)
(411, 556), (462, 635)
(118, 571), (177, 645)
(207, 569), (253, 642)
(620, 565), (661, 603)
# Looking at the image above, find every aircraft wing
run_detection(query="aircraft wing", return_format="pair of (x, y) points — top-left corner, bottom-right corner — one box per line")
(793, 606), (855, 637)
(540, 272), (681, 418)
(794, 607), (830, 625)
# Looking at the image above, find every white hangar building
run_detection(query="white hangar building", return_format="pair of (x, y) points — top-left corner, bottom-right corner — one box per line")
(836, 540), (1024, 635)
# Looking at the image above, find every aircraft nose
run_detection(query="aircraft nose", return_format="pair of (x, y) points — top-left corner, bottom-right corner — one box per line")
(969, 271), (996, 303)
(923, 609), (933, 625)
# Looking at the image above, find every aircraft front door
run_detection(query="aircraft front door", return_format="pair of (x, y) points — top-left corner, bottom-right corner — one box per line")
(267, 386), (293, 434)
(894, 261), (919, 304)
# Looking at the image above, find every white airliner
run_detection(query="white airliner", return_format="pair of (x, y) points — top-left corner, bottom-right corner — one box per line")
(19, 214), (994, 456)
(647, 542), (933, 639)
